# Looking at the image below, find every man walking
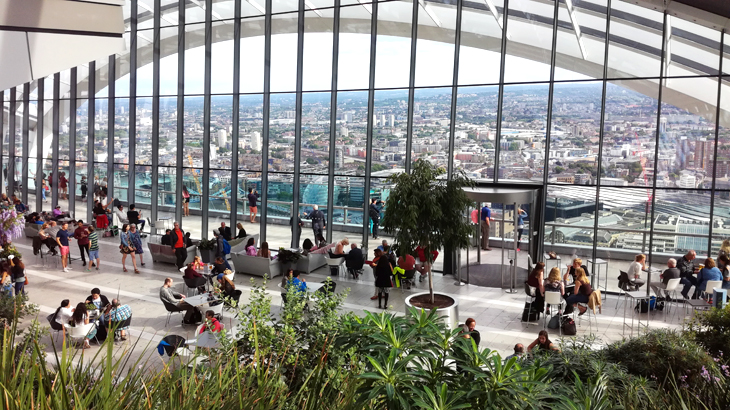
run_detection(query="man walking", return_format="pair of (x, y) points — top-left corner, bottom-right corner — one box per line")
(170, 222), (187, 269)
(56, 222), (73, 272)
(369, 198), (384, 240)
(73, 220), (91, 267)
(480, 204), (492, 251)
(247, 187), (259, 223)
(87, 225), (101, 271)
(305, 205), (326, 240)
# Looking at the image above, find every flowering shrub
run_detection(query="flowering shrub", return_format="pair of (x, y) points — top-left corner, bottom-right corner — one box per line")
(0, 209), (24, 245)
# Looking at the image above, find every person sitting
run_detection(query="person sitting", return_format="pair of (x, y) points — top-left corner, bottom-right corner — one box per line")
(199, 310), (222, 335)
(678, 250), (699, 299)
(114, 205), (128, 225)
(35, 222), (58, 255)
(160, 278), (199, 324)
(346, 243), (365, 279)
(245, 238), (257, 256)
(377, 240), (389, 252)
(183, 262), (207, 294)
(102, 299), (132, 341)
(650, 258), (681, 300)
(184, 232), (193, 248)
(160, 229), (172, 246)
(544, 267), (565, 314)
(92, 199), (113, 228)
(626, 254), (647, 289)
(302, 238), (314, 255)
(126, 204), (145, 231)
(216, 273), (237, 299)
(213, 231), (232, 270)
(14, 198), (26, 213)
(257, 241), (272, 259)
(52, 205), (69, 220)
(331, 237), (349, 257)
(719, 255), (730, 291)
(504, 343), (525, 362)
(527, 330), (560, 353)
(71, 302), (98, 349)
(415, 245), (438, 283)
(286, 269), (307, 294)
(51, 299), (73, 332)
(218, 222), (232, 241)
(396, 250), (416, 288)
(45, 220), (61, 242)
(693, 257), (723, 299)
(565, 268), (592, 315)
(527, 262), (546, 313)
(310, 240), (336, 255)
(85, 287), (110, 310)
(464, 318), (480, 346)
(236, 222), (247, 239)
(210, 257), (228, 282)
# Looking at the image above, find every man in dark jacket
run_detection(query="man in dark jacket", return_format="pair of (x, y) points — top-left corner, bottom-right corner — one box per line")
(213, 231), (232, 270)
(650, 258), (681, 300)
(85, 288), (110, 310)
(369, 198), (384, 240)
(678, 250), (698, 299)
(170, 222), (187, 269)
(345, 243), (364, 279)
(218, 222), (232, 241)
(305, 205), (326, 240)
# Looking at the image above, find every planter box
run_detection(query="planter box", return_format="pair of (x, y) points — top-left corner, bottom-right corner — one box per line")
(199, 248), (216, 264)
(404, 292), (460, 330)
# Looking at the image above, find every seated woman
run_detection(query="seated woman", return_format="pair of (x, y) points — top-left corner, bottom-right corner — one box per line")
(626, 254), (647, 290)
(209, 257), (227, 285)
(329, 238), (349, 258)
(71, 302), (97, 349)
(695, 257), (723, 298)
(565, 268), (592, 315)
(527, 330), (560, 353)
(236, 223), (247, 239)
(257, 241), (273, 259)
(184, 232), (194, 248)
(38, 223), (58, 255)
(563, 257), (591, 296)
(544, 267), (565, 314)
(183, 262), (207, 294)
(217, 273), (236, 299)
(245, 238), (257, 256)
(92, 199), (113, 229)
(302, 238), (314, 255)
(719, 255), (730, 291)
(415, 245), (439, 283)
(526, 262), (545, 313)
(50, 299), (73, 341)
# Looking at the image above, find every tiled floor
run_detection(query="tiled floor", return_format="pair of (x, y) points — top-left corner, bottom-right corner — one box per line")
(16, 226), (687, 371)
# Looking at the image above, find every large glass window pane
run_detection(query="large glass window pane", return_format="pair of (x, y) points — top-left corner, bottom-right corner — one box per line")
(599, 80), (659, 187)
(137, 29), (154, 97)
(653, 189), (712, 257)
(372, 89), (407, 169)
(211, 21), (234, 94)
(160, 97), (178, 166)
(209, 169), (232, 215)
(338, 6), (372, 90)
(76, 100), (88, 162)
(331, 175), (365, 242)
(303, 10), (334, 91)
(410, 87), (450, 167)
(415, 2), (456, 87)
(665, 17), (720, 78)
(236, 172), (260, 235)
(548, 81), (602, 184)
(458, 0), (503, 86)
(113, 163), (129, 203)
(239, 94), (264, 171)
(95, 99), (109, 162)
(607, 0), (663, 79)
(212, 96), (233, 169)
(335, 90), (368, 175)
(136, 98), (153, 165)
(301, 92), (331, 174)
(159, 26), (179, 96)
(239, 17), (265, 94)
(185, 23), (206, 95)
(269, 93), (296, 172)
(159, 0), (179, 27)
(183, 96), (204, 167)
(114, 54), (131, 98)
(115, 98), (130, 165)
(554, 0), (607, 81)
(374, 1), (412, 89)
(503, 0), (555, 83)
(454, 85), (498, 179)
(135, 165), (152, 206)
(182, 167), (202, 239)
(498, 83), (549, 182)
(266, 172), (295, 249)
(270, 13), (299, 93)
(299, 173), (331, 244)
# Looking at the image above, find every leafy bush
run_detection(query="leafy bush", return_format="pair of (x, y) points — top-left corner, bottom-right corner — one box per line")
(686, 304), (730, 364)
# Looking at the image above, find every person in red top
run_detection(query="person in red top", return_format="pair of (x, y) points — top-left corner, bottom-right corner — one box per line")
(199, 310), (222, 334)
(398, 253), (416, 271)
(73, 220), (91, 267)
(169, 222), (187, 269)
(416, 245), (439, 283)
(59, 172), (68, 200)
(184, 262), (206, 293)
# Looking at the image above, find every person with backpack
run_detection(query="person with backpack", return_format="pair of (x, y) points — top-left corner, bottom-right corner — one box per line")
(213, 230), (232, 270)
(369, 198), (384, 240)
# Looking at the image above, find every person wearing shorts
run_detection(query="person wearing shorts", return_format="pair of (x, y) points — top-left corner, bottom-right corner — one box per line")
(87, 225), (100, 271)
(247, 188), (259, 223)
(56, 223), (72, 272)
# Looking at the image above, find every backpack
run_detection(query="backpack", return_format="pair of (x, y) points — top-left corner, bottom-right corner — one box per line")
(547, 314), (560, 329)
(222, 239), (231, 254)
(183, 309), (202, 325)
(561, 316), (577, 336)
(635, 296), (656, 313)
(369, 206), (380, 221)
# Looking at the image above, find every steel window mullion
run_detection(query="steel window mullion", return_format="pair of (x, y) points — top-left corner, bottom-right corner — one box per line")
(707, 32), (724, 252)
(326, 0), (340, 244)
(36, 80), (44, 212)
(363, 0), (378, 249)
(108, 55), (116, 213)
(201, 0), (213, 238)
(492, 0), (509, 183)
(260, 0), (272, 242)
(81, 64), (89, 220)
(52, 77), (59, 209)
(404, 0), (418, 173)
(230, 0), (241, 230)
(128, 0), (137, 211)
(446, 0), (463, 179)
(8, 88), (15, 198)
(646, 11), (669, 294)
(151, 0), (161, 224)
(590, 0), (612, 279)
(291, 0), (305, 248)
(175, 0), (184, 225)
(22, 83), (30, 205)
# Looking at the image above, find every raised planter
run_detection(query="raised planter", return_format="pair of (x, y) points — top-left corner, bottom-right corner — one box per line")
(199, 248), (215, 264)
(404, 292), (460, 330)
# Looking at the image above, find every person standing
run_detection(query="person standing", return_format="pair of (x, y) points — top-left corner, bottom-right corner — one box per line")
(305, 205), (326, 240)
(9, 256), (25, 296)
(480, 204), (492, 251)
(181, 185), (191, 217)
(369, 198), (384, 240)
(127, 204), (145, 232)
(170, 222), (188, 270)
(80, 176), (88, 200)
(58, 172), (68, 200)
(247, 187), (259, 223)
(56, 222), (73, 273)
(119, 224), (139, 274)
(213, 230), (232, 270)
(87, 225), (101, 271)
(130, 224), (145, 267)
(516, 207), (527, 251)
(73, 220), (91, 267)
(374, 255), (393, 309)
(290, 212), (303, 248)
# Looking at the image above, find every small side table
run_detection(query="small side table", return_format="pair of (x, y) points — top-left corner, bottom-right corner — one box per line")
(544, 254), (561, 272)
(623, 291), (650, 337)
(685, 299), (712, 318)
(588, 258), (608, 300)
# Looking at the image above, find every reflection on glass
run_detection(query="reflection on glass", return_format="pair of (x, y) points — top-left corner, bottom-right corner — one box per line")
(268, 93), (296, 172)
(301, 93), (331, 174)
(239, 94), (264, 171)
(335, 91), (368, 175)
(454, 85), (498, 178)
(136, 98), (153, 165)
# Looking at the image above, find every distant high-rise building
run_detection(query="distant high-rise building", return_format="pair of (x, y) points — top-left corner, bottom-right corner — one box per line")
(251, 131), (261, 151)
(659, 116), (667, 133)
(340, 125), (349, 137)
(380, 114), (386, 127)
(373, 114), (378, 126)
(343, 112), (353, 122)
(335, 147), (344, 169)
(694, 138), (712, 170)
(217, 129), (227, 148)
(389, 114), (395, 127)
(285, 110), (296, 119)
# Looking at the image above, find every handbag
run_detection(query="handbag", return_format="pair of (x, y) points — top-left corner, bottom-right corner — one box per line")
(24, 277), (28, 285)
(548, 251), (557, 260)
(547, 314), (560, 329)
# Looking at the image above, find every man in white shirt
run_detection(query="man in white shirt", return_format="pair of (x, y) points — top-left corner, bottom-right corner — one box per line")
(114, 205), (128, 226)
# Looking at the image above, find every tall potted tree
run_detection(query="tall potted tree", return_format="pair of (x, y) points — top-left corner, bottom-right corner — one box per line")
(381, 160), (473, 325)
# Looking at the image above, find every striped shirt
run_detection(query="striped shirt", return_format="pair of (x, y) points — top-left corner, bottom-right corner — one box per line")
(88, 231), (99, 251)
